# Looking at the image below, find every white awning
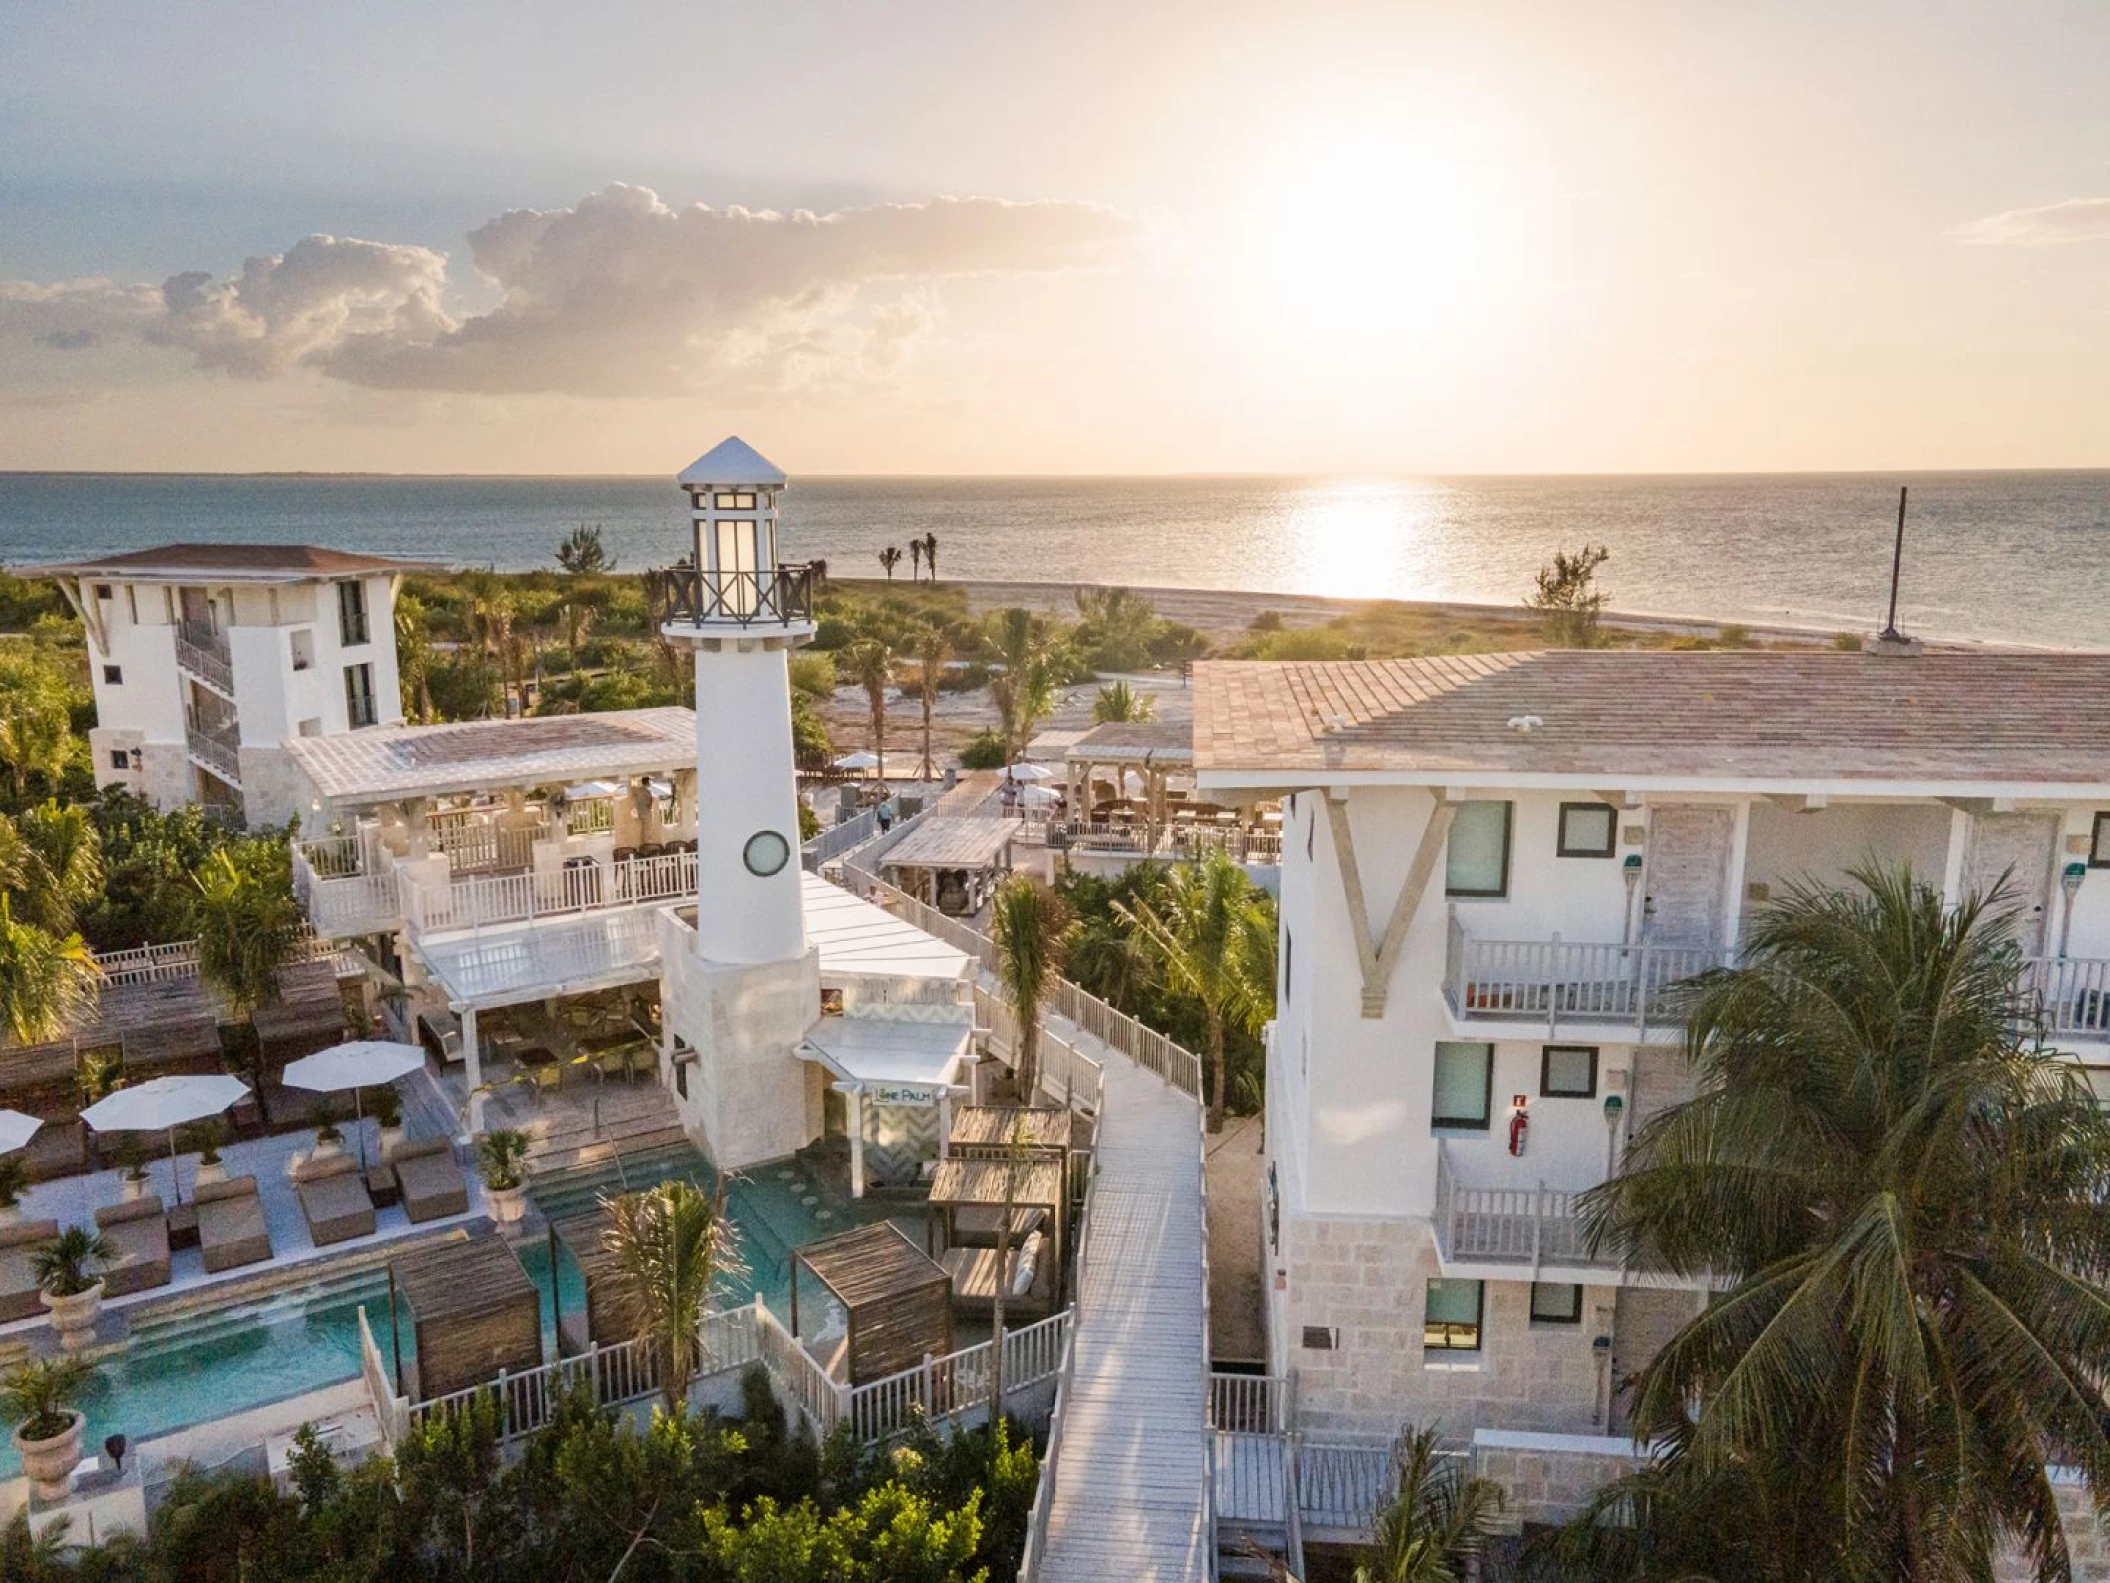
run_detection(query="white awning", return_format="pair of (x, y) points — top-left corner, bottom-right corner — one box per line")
(801, 873), (973, 984)
(414, 907), (663, 1009)
(878, 817), (1016, 872)
(798, 1015), (972, 1093)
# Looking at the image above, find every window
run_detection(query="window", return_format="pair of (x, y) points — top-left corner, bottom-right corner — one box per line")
(1530, 1282), (1584, 1324)
(1445, 801), (1512, 897)
(1424, 1279), (1484, 1350)
(1558, 801), (1617, 858)
(344, 662), (377, 728)
(1541, 1044), (1599, 1099)
(102, 664), (123, 685)
(1433, 1041), (1494, 1129)
(713, 491), (758, 509)
(337, 580), (369, 646)
(1300, 1326), (1337, 1351)
(93, 583), (113, 601)
(109, 750), (130, 771)
(2093, 812), (2110, 869)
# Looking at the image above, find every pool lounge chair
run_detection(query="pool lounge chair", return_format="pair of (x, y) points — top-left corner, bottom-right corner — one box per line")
(196, 1176), (274, 1273)
(295, 1155), (377, 1247)
(940, 1230), (1051, 1319)
(392, 1138), (470, 1224)
(0, 1219), (61, 1322)
(95, 1196), (173, 1295)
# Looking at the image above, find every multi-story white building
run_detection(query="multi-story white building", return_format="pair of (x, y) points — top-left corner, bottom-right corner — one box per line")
(1194, 649), (2110, 1441)
(40, 543), (425, 826)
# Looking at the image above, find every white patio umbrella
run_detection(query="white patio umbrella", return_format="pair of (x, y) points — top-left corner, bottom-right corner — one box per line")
(0, 1110), (43, 1154)
(80, 1074), (251, 1206)
(833, 750), (880, 772)
(1002, 762), (1055, 782)
(1016, 782), (1063, 806)
(280, 1041), (425, 1169)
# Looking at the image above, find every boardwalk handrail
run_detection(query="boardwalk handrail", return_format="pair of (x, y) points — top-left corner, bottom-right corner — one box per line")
(844, 1310), (1073, 1442)
(91, 928), (341, 989)
(1019, 1120), (1100, 1579)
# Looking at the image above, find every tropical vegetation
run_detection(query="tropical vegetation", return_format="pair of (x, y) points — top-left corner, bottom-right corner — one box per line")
(603, 1177), (748, 1411)
(0, 1355), (95, 1445)
(988, 874), (1070, 1104)
(1355, 1424), (1504, 1583)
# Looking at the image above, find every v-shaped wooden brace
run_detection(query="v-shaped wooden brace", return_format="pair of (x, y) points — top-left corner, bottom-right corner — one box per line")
(1327, 791), (1456, 1018)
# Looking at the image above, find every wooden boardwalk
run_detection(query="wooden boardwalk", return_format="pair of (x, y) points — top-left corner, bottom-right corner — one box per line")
(1038, 1041), (1211, 1582)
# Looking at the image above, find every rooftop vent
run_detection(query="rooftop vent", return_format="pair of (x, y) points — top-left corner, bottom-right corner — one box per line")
(1507, 714), (1545, 735)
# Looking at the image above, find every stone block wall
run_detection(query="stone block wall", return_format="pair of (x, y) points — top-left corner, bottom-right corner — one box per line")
(1469, 1435), (1644, 1532)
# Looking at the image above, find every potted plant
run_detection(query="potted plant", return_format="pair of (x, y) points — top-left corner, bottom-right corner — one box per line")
(34, 1227), (111, 1354)
(477, 1129), (530, 1224)
(370, 1086), (405, 1163)
(312, 1106), (345, 1162)
(0, 1155), (29, 1229)
(3, 1355), (96, 1503)
(191, 1120), (228, 1187)
(111, 1138), (151, 1203)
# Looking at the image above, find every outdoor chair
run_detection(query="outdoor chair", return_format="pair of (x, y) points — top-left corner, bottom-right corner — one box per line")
(393, 1138), (471, 1223)
(940, 1230), (1051, 1319)
(0, 1219), (61, 1322)
(948, 1204), (1048, 1250)
(95, 1195), (173, 1295)
(294, 1154), (377, 1247)
(196, 1176), (274, 1273)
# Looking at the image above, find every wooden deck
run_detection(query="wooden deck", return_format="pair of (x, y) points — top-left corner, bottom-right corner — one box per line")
(1038, 1047), (1210, 1582)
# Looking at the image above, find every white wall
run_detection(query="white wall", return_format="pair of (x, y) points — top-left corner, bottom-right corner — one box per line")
(1743, 800), (1953, 907)
(80, 581), (183, 746)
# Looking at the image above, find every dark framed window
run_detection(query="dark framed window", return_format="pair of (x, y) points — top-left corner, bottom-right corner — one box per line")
(1424, 1279), (1484, 1350)
(109, 750), (129, 771)
(1433, 1041), (1495, 1129)
(93, 584), (112, 600)
(1557, 801), (1617, 858)
(344, 662), (377, 728)
(1445, 801), (1513, 897)
(337, 580), (369, 646)
(1541, 1044), (1599, 1099)
(102, 664), (123, 685)
(713, 491), (758, 510)
(2093, 812), (2110, 869)
(1301, 1326), (1338, 1351)
(1530, 1282), (1584, 1324)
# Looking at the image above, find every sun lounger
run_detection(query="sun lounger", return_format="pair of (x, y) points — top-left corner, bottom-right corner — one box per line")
(392, 1138), (470, 1224)
(0, 1219), (61, 1322)
(940, 1230), (1050, 1318)
(95, 1195), (173, 1295)
(948, 1204), (1048, 1250)
(195, 1175), (274, 1273)
(295, 1155), (377, 1247)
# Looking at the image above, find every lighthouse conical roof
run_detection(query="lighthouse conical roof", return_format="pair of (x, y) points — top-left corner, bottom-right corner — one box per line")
(677, 436), (786, 488)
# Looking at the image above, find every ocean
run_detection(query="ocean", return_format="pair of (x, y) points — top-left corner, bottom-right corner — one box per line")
(2, 470), (2105, 648)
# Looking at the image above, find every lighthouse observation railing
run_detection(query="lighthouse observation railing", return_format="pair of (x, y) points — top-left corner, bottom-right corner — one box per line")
(650, 563), (819, 628)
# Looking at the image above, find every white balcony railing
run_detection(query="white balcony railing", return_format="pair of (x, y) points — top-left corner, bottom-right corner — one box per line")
(1433, 1142), (1603, 1270)
(400, 848), (696, 937)
(2031, 957), (2110, 1040)
(1444, 914), (1726, 1035)
(292, 839), (401, 938)
(184, 722), (242, 785)
(174, 619), (234, 695)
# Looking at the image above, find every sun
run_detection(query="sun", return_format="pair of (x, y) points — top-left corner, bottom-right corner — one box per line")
(1250, 131), (1485, 343)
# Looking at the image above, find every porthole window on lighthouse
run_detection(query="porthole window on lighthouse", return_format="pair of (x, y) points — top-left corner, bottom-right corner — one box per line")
(743, 829), (791, 877)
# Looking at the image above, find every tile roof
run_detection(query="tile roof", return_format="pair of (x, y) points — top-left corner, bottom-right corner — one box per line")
(287, 707), (695, 804)
(27, 542), (443, 580)
(1194, 651), (2110, 785)
(1066, 720), (1195, 762)
(879, 817), (1018, 871)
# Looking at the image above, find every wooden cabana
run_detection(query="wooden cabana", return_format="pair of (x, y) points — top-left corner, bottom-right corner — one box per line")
(389, 1233), (543, 1400)
(877, 817), (1016, 915)
(254, 960), (349, 1066)
(928, 1153), (1067, 1309)
(548, 1207), (627, 1355)
(789, 1221), (954, 1386)
(946, 1105), (1074, 1246)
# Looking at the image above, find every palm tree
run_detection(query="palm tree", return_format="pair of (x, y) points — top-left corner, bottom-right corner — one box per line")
(601, 1178), (746, 1411)
(1575, 866), (2110, 1580)
(0, 897), (98, 1047)
(394, 594), (436, 722)
(921, 532), (939, 583)
(909, 539), (923, 581)
(912, 624), (954, 781)
(845, 639), (892, 780)
(0, 652), (74, 803)
(988, 875), (1070, 1104)
(1117, 850), (1274, 1131)
(1091, 679), (1156, 725)
(192, 847), (302, 1117)
(555, 523), (615, 575)
(987, 608), (1060, 764)
(7, 803), (102, 935)
(878, 545), (903, 581)
(1355, 1425), (1504, 1583)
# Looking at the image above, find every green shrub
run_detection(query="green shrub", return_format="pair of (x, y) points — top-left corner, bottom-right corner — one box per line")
(959, 731), (1007, 770)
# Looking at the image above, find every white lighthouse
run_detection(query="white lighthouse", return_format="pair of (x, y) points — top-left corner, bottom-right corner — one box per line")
(654, 437), (826, 1169)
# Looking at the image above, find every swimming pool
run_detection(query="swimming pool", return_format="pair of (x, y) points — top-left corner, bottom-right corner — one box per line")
(0, 1143), (919, 1478)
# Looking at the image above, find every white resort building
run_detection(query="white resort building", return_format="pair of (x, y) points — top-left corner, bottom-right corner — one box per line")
(1194, 649), (2110, 1465)
(38, 544), (424, 827)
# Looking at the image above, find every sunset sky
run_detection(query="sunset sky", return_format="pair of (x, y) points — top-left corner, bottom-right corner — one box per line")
(3, 1), (2107, 476)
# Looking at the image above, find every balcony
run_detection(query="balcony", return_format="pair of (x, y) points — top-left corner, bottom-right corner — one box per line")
(174, 619), (235, 696)
(1433, 1142), (1601, 1270)
(399, 848), (697, 937)
(2029, 957), (2110, 1042)
(184, 715), (242, 786)
(650, 562), (818, 629)
(1444, 915), (1726, 1036)
(292, 836), (401, 939)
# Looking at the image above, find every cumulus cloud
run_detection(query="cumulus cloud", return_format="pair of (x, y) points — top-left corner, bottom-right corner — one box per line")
(0, 184), (1136, 398)
(1950, 196), (2110, 247)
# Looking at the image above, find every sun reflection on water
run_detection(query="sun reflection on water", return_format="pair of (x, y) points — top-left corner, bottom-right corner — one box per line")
(1278, 479), (1456, 600)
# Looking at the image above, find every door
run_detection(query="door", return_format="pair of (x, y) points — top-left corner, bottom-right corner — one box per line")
(1965, 812), (2059, 954)
(1643, 805), (1735, 948)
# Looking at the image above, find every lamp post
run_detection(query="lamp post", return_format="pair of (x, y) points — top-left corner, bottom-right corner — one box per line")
(2060, 861), (2087, 959)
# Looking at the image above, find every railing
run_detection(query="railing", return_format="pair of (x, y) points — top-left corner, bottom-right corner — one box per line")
(185, 721), (242, 784)
(844, 1311), (1073, 1442)
(802, 806), (882, 870)
(564, 799), (616, 836)
(1434, 1143), (1597, 1268)
(972, 985), (1106, 1116)
(293, 840), (400, 937)
(402, 849), (696, 936)
(651, 562), (819, 629)
(357, 1304), (412, 1447)
(1209, 1372), (1289, 1434)
(174, 619), (234, 694)
(1019, 1120), (1099, 1582)
(298, 835), (367, 879)
(90, 928), (342, 990)
(1445, 914), (1726, 1035)
(753, 1299), (851, 1437)
(1296, 1439), (1401, 1535)
(2032, 956), (2110, 1040)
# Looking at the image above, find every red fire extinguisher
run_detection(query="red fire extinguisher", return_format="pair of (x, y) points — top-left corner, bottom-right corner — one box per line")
(1508, 1096), (1530, 1157)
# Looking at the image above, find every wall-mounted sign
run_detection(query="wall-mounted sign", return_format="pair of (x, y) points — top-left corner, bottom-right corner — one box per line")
(871, 1084), (941, 1108)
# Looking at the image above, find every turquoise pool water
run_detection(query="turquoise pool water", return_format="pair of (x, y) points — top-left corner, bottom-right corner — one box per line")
(0, 1144), (920, 1478)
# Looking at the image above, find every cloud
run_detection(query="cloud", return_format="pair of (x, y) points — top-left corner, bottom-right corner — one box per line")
(1950, 196), (2110, 247)
(0, 184), (1136, 398)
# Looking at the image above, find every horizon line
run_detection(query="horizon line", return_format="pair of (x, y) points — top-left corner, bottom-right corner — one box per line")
(5, 464), (2110, 482)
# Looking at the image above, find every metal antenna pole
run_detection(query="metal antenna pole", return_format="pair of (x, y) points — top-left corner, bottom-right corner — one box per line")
(1881, 485), (1908, 640)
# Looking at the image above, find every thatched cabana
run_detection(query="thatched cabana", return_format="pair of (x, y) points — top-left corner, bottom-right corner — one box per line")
(945, 1106), (1074, 1248)
(254, 960), (348, 1066)
(548, 1207), (628, 1355)
(789, 1222), (954, 1386)
(389, 1234), (543, 1400)
(928, 1153), (1068, 1311)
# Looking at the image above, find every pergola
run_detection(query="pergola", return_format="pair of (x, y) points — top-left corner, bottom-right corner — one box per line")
(928, 1152), (1068, 1308)
(877, 817), (1016, 915)
(944, 1106), (1074, 1251)
(1063, 720), (1195, 839)
(789, 1221), (954, 1385)
(388, 1234), (544, 1400)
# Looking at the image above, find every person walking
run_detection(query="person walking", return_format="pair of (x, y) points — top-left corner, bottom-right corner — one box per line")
(876, 787), (897, 833)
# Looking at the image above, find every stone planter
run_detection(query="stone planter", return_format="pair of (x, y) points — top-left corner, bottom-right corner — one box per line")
(12, 1410), (85, 1503)
(378, 1126), (406, 1163)
(487, 1184), (528, 1225)
(41, 1281), (104, 1355)
(120, 1174), (149, 1203)
(311, 1137), (346, 1165)
(194, 1159), (228, 1187)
